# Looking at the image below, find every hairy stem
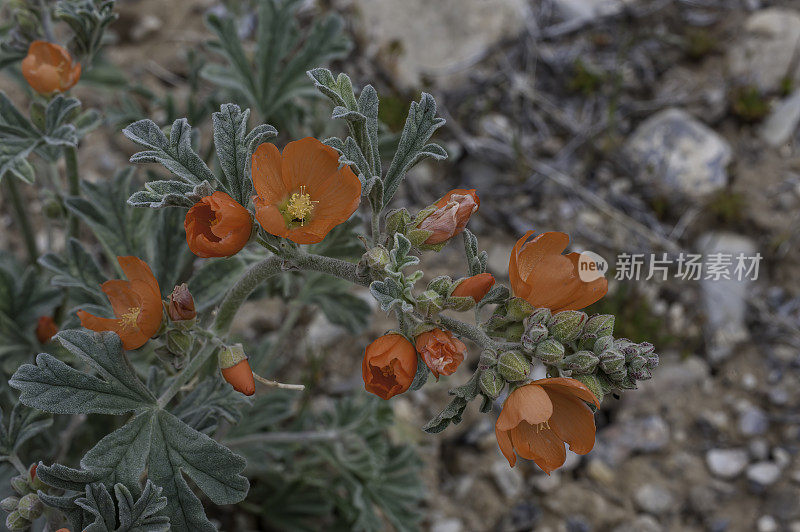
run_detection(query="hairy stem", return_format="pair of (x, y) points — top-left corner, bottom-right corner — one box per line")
(212, 255), (284, 335)
(65, 146), (80, 239)
(438, 314), (494, 348)
(224, 430), (339, 447)
(5, 178), (38, 265)
(291, 252), (370, 287)
(157, 340), (215, 408)
(5, 452), (27, 475)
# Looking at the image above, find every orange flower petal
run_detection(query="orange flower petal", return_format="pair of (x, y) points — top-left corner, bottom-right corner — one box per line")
(251, 142), (286, 201)
(510, 423), (566, 474)
(281, 137), (341, 191)
(221, 359), (255, 396)
(537, 377), (600, 407)
(546, 389), (597, 455)
(495, 424), (517, 467)
(496, 384), (553, 431)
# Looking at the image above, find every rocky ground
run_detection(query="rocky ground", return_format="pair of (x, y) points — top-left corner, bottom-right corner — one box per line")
(3, 0), (800, 530)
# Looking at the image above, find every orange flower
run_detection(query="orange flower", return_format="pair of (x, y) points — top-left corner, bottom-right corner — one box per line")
(221, 359), (255, 396)
(362, 334), (417, 400)
(21, 41), (81, 94)
(251, 137), (361, 244)
(509, 231), (608, 312)
(77, 257), (163, 350)
(415, 328), (466, 379)
(35, 316), (58, 343)
(451, 272), (495, 303)
(495, 378), (599, 473)
(185, 191), (252, 258)
(419, 189), (479, 245)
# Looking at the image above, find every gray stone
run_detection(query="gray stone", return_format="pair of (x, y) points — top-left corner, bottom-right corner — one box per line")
(431, 517), (464, 532)
(353, 0), (528, 88)
(612, 515), (663, 532)
(727, 8), (800, 92)
(634, 484), (675, 515)
(595, 415), (670, 465)
(696, 232), (757, 362)
(490, 459), (524, 499)
(552, 0), (633, 23)
(760, 89), (800, 147)
(749, 439), (770, 461)
(747, 462), (782, 487)
(624, 108), (731, 198)
(757, 515), (779, 532)
(739, 406), (770, 436)
(706, 448), (749, 479)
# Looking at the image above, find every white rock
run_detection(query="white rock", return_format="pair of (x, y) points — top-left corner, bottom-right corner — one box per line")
(624, 108), (731, 198)
(757, 515), (779, 532)
(353, 0), (528, 88)
(727, 8), (800, 92)
(634, 484), (675, 515)
(696, 232), (757, 362)
(551, 0), (634, 23)
(747, 462), (782, 486)
(760, 89), (800, 147)
(490, 459), (525, 499)
(706, 448), (749, 479)
(431, 517), (464, 532)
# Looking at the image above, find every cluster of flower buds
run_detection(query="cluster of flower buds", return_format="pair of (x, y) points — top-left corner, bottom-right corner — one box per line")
(1, 464), (46, 530)
(479, 299), (659, 403)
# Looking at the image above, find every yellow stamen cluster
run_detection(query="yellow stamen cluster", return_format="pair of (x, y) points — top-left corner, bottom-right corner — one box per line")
(120, 307), (141, 330)
(533, 421), (551, 433)
(285, 186), (317, 225)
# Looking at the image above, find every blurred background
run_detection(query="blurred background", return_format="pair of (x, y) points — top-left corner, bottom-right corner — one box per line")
(2, 0), (800, 531)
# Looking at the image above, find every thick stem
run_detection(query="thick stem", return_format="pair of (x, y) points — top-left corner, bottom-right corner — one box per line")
(65, 146), (80, 239)
(438, 314), (494, 348)
(5, 178), (38, 265)
(157, 340), (215, 408)
(291, 252), (370, 287)
(212, 255), (284, 335)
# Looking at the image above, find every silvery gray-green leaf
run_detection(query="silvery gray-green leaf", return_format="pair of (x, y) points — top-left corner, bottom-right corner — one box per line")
(77, 481), (169, 532)
(127, 180), (214, 209)
(123, 118), (215, 185)
(382, 93), (447, 205)
(0, 403), (52, 457)
(39, 238), (107, 304)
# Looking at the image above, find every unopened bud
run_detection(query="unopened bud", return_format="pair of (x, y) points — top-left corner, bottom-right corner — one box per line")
(521, 322), (548, 352)
(479, 369), (505, 399)
(576, 333), (597, 352)
(599, 349), (625, 374)
(385, 208), (412, 234)
(10, 475), (27, 495)
(427, 276), (453, 296)
(218, 344), (255, 396)
(593, 336), (614, 354)
(166, 330), (192, 354)
(5, 510), (29, 530)
(16, 493), (42, 520)
(0, 497), (19, 512)
(548, 310), (588, 343)
(415, 290), (443, 315)
(562, 351), (599, 374)
(363, 246), (390, 270)
(629, 366), (653, 381)
(573, 374), (604, 404)
(42, 198), (65, 219)
(503, 322), (525, 342)
(526, 307), (552, 326)
(167, 284), (196, 321)
(506, 298), (534, 321)
(479, 348), (498, 368)
(27, 464), (44, 491)
(497, 351), (530, 382)
(534, 338), (565, 365)
(584, 314), (615, 337)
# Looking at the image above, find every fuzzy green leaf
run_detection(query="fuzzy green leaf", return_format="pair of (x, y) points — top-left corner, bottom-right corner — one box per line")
(77, 481), (169, 532)
(127, 180), (214, 209)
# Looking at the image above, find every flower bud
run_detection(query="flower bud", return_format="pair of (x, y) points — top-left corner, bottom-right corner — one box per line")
(16, 493), (42, 520)
(416, 329), (466, 379)
(35, 316), (58, 344)
(593, 335), (614, 354)
(416, 290), (444, 315)
(599, 349), (626, 374)
(562, 351), (599, 374)
(573, 374), (604, 404)
(427, 276), (453, 296)
(534, 338), (565, 365)
(506, 298), (535, 321)
(0, 497), (19, 512)
(385, 208), (412, 234)
(167, 283), (196, 322)
(584, 314), (615, 337)
(521, 322), (548, 352)
(629, 366), (652, 381)
(10, 475), (27, 495)
(576, 333), (597, 352)
(363, 246), (390, 271)
(497, 351), (530, 382)
(479, 348), (498, 368)
(548, 310), (588, 343)
(450, 273), (495, 304)
(503, 322), (525, 342)
(479, 369), (505, 398)
(5, 510), (29, 531)
(166, 330), (192, 355)
(417, 189), (478, 245)
(28, 464), (45, 492)
(526, 307), (552, 326)
(218, 344), (255, 396)
(43, 197), (65, 219)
